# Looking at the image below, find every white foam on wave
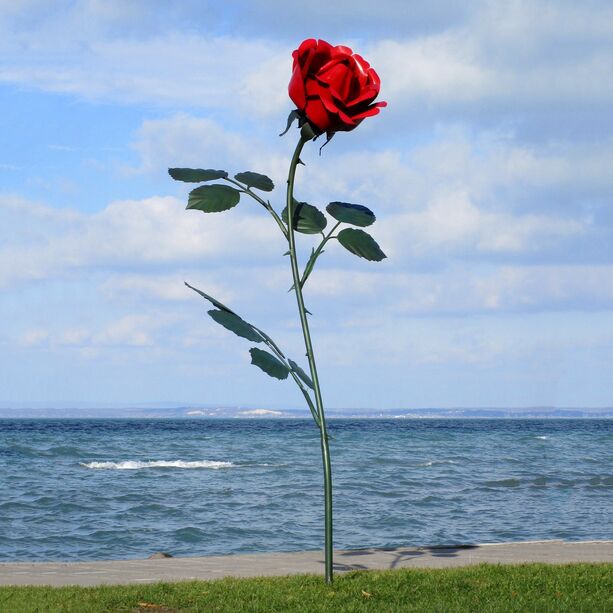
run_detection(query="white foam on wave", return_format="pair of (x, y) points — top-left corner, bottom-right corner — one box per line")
(80, 460), (234, 470)
(535, 436), (548, 440)
(418, 459), (457, 467)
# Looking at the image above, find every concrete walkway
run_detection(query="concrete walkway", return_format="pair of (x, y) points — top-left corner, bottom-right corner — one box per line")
(1, 541), (611, 587)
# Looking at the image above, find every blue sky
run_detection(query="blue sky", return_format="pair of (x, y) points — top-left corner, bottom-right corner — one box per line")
(1, 0), (612, 409)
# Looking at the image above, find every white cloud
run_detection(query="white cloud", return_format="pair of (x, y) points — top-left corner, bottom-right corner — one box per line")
(15, 310), (189, 352)
(378, 189), (586, 259)
(237, 53), (292, 118)
(0, 193), (282, 288)
(370, 3), (613, 106)
(2, 108), (605, 305)
(0, 24), (288, 112)
(313, 314), (518, 368)
(127, 114), (604, 266)
(93, 315), (155, 347)
(298, 130), (613, 215)
(58, 328), (90, 346)
(19, 328), (49, 347)
(129, 114), (290, 185)
(370, 35), (491, 102)
(1, 1), (611, 121)
(101, 273), (232, 303)
(308, 264), (613, 315)
(130, 114), (252, 175)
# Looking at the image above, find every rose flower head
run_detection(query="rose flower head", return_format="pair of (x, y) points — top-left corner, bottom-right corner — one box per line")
(288, 38), (386, 136)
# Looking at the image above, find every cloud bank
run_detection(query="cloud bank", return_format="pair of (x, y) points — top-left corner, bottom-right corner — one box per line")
(1, 1), (612, 407)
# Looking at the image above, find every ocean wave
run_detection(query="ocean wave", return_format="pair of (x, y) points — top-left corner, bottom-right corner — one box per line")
(534, 436), (548, 440)
(482, 478), (522, 488)
(80, 460), (234, 470)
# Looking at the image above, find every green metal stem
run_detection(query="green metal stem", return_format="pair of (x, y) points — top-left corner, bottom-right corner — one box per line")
(286, 132), (334, 584)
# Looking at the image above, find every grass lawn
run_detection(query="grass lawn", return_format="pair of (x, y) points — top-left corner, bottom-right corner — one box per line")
(0, 563), (610, 612)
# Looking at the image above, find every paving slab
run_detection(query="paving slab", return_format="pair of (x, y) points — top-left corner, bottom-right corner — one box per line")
(0, 540), (611, 587)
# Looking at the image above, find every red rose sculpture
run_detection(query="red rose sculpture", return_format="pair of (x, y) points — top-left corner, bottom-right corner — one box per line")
(289, 38), (387, 134)
(172, 37), (388, 585)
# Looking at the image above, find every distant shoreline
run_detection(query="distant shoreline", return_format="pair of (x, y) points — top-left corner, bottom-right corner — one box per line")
(2, 404), (612, 420)
(1, 414), (611, 420)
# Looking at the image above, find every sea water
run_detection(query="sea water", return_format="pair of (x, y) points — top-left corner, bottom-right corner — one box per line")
(0, 418), (610, 561)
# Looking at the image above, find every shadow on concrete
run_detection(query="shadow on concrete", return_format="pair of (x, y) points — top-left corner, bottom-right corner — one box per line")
(332, 544), (479, 570)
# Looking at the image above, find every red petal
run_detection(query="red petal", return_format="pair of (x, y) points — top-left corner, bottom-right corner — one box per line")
(308, 81), (356, 129)
(294, 39), (316, 68)
(295, 39), (317, 77)
(331, 44), (353, 58)
(303, 97), (333, 132)
(290, 39), (333, 109)
(368, 67), (381, 90)
(306, 39), (333, 74)
(349, 103), (385, 121)
(335, 107), (356, 127)
(316, 39), (333, 53)
(288, 65), (307, 109)
(344, 82), (379, 107)
(344, 67), (382, 107)
(351, 54), (371, 86)
(306, 80), (334, 110)
(317, 61), (353, 101)
(296, 38), (317, 54)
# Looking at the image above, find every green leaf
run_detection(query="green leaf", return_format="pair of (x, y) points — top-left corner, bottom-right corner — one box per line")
(184, 282), (235, 314)
(282, 201), (327, 234)
(327, 201), (376, 227)
(249, 348), (289, 380)
(168, 168), (228, 183)
(337, 228), (387, 261)
(288, 359), (314, 389)
(208, 310), (263, 343)
(234, 171), (274, 192)
(187, 184), (241, 213)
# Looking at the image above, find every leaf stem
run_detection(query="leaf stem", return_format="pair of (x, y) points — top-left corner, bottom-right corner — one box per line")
(223, 177), (289, 240)
(252, 325), (321, 427)
(299, 221), (341, 288)
(286, 132), (334, 584)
